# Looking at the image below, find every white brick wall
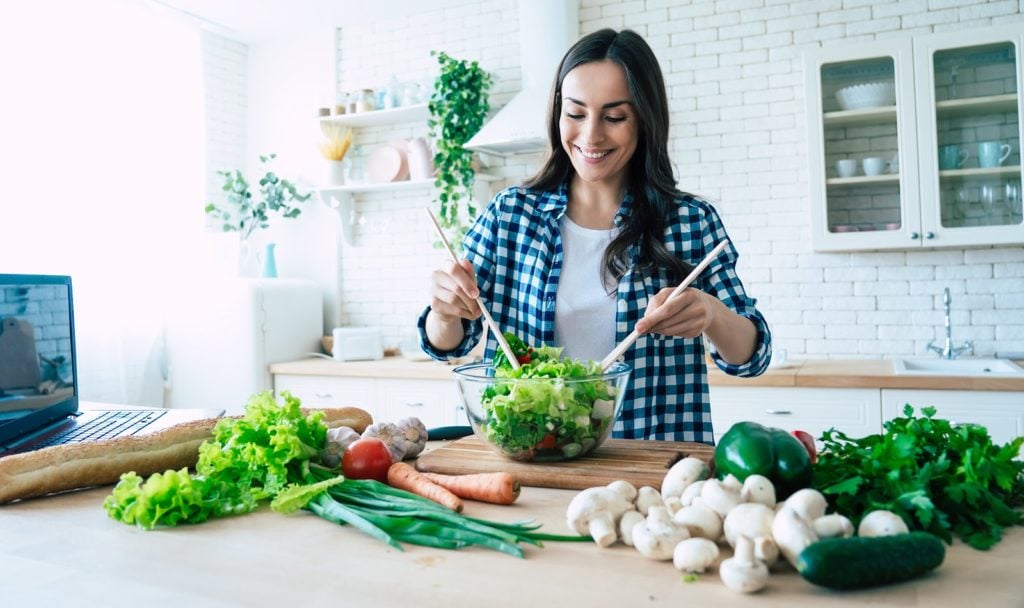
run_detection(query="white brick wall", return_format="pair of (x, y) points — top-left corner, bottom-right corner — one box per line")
(324, 0), (1024, 359)
(201, 31), (248, 211)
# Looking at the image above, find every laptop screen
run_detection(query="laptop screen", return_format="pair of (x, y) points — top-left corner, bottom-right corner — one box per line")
(0, 274), (78, 443)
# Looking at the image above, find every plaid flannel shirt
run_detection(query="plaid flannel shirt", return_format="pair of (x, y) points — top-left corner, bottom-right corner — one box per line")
(418, 184), (772, 444)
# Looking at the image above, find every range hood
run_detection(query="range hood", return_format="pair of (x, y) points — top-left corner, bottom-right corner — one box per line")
(463, 0), (578, 156)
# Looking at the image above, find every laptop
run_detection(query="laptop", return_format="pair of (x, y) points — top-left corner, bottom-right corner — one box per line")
(0, 274), (223, 456)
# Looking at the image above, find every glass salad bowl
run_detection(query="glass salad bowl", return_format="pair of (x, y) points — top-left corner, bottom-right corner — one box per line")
(451, 361), (632, 462)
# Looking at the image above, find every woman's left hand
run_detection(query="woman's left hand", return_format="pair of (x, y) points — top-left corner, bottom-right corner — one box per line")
(634, 287), (715, 338)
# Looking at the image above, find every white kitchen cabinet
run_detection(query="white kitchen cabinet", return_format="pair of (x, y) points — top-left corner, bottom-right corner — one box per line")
(881, 389), (1024, 449)
(709, 386), (882, 445)
(273, 373), (460, 429)
(804, 24), (1023, 252)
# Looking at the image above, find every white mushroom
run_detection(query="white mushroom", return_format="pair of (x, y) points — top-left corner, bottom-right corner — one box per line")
(618, 510), (645, 547)
(723, 502), (775, 547)
(663, 496), (683, 516)
(782, 488), (827, 521)
(724, 503), (779, 566)
(721, 474), (743, 492)
(739, 474), (777, 508)
(771, 506), (819, 567)
(635, 486), (663, 515)
(661, 457), (709, 499)
(813, 513), (854, 539)
(632, 506), (690, 561)
(673, 538), (721, 573)
(753, 536), (779, 567)
(607, 479), (638, 503)
(673, 503), (723, 540)
(857, 510), (909, 537)
(719, 535), (769, 593)
(680, 480), (706, 507)
(700, 479), (742, 517)
(566, 484), (636, 547)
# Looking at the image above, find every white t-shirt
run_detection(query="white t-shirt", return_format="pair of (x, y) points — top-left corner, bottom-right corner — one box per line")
(553, 215), (619, 362)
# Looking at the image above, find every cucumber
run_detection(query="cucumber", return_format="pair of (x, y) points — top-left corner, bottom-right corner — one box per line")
(795, 532), (945, 590)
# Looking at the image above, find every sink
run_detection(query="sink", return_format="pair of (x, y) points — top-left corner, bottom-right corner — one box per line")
(891, 357), (1024, 376)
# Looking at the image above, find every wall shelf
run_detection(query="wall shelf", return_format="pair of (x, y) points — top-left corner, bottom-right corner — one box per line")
(319, 104), (429, 129)
(316, 173), (504, 244)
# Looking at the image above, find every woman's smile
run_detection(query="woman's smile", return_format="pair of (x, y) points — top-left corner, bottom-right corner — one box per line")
(559, 60), (637, 188)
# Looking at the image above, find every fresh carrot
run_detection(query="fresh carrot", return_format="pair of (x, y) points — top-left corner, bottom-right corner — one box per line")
(386, 462), (464, 513)
(420, 471), (521, 505)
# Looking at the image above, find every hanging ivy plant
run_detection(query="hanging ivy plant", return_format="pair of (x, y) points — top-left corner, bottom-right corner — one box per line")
(427, 51), (493, 241)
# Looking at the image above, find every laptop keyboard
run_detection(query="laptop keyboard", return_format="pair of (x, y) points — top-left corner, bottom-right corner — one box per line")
(35, 410), (167, 447)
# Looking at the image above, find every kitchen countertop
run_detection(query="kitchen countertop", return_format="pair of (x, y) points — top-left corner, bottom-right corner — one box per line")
(270, 356), (1024, 391)
(3, 476), (1023, 607)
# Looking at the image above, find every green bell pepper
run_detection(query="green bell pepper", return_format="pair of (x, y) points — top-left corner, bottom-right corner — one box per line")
(713, 421), (813, 499)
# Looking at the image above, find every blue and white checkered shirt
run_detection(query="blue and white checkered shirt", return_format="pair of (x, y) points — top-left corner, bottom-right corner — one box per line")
(418, 184), (772, 444)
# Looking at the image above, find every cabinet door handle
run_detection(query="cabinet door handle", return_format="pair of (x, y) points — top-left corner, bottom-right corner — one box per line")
(765, 409), (792, 415)
(403, 401), (425, 408)
(925, 231), (935, 239)
(315, 392), (334, 399)
(910, 232), (920, 240)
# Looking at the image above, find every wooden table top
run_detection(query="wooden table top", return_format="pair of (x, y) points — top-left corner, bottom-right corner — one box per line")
(3, 482), (1023, 607)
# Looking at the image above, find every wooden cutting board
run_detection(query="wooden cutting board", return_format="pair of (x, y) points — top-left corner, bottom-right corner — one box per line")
(415, 436), (714, 491)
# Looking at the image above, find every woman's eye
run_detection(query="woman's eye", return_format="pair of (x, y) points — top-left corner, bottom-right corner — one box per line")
(565, 113), (584, 120)
(606, 116), (626, 123)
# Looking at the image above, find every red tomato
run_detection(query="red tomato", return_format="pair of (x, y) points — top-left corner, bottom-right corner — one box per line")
(342, 437), (393, 482)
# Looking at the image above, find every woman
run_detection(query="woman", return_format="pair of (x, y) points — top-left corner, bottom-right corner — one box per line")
(418, 29), (772, 444)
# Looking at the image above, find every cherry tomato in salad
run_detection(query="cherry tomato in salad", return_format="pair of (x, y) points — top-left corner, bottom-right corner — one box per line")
(342, 437), (393, 482)
(536, 433), (557, 450)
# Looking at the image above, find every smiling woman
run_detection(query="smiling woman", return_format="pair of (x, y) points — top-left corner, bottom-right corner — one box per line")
(0, 0), (206, 405)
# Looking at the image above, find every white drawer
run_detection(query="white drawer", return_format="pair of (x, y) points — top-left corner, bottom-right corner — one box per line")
(711, 387), (882, 445)
(378, 378), (459, 429)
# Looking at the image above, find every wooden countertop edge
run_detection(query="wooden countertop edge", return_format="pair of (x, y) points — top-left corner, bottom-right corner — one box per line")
(270, 357), (1024, 391)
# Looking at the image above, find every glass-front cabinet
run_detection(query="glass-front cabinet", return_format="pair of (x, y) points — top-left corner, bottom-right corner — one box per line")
(805, 24), (1023, 251)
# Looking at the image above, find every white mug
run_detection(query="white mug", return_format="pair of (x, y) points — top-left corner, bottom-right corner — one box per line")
(835, 158), (857, 178)
(862, 157), (886, 176)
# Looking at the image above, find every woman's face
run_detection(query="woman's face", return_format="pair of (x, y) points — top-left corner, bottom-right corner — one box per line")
(559, 60), (638, 189)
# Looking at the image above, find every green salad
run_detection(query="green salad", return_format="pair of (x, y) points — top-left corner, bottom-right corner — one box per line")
(480, 334), (624, 460)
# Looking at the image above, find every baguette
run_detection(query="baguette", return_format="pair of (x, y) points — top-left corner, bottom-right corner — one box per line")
(0, 406), (372, 504)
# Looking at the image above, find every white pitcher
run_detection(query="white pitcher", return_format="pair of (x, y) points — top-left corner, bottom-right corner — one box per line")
(407, 137), (435, 180)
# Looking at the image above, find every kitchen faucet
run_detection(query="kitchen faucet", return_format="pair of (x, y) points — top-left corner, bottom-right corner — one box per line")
(926, 287), (973, 359)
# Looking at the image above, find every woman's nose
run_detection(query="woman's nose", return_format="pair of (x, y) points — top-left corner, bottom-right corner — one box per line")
(581, 116), (604, 144)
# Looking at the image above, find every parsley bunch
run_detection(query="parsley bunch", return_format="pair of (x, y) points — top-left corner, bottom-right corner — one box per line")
(813, 405), (1024, 550)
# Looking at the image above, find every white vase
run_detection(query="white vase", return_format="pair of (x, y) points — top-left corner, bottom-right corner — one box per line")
(238, 237), (257, 277)
(324, 160), (346, 185)
(407, 137), (434, 180)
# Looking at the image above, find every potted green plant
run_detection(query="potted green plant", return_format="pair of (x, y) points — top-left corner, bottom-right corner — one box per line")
(427, 51), (493, 246)
(205, 153), (312, 242)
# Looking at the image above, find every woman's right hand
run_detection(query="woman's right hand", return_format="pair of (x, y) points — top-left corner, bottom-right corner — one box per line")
(429, 259), (482, 322)
(425, 259), (482, 351)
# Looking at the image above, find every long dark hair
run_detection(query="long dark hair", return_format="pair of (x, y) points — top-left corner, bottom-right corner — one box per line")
(525, 28), (691, 287)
